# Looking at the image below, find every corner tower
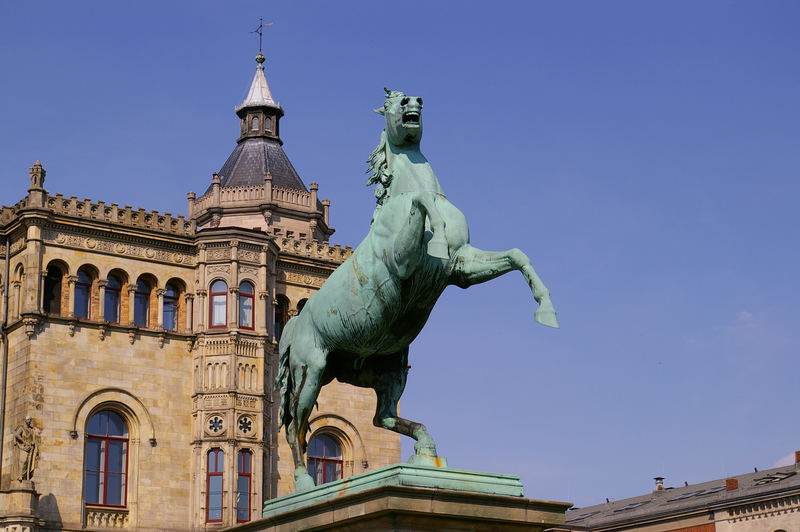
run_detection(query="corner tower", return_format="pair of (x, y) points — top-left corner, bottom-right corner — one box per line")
(188, 53), (334, 242)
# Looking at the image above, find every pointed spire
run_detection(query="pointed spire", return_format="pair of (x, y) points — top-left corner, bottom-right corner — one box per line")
(236, 53), (279, 111)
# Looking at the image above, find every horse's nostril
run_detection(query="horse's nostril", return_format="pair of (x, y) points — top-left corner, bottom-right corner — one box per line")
(401, 98), (409, 106)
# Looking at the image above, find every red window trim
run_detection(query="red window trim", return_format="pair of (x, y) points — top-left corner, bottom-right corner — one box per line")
(206, 448), (224, 523)
(236, 450), (252, 523)
(85, 419), (129, 508)
(308, 435), (343, 486)
(209, 281), (228, 329)
(238, 283), (255, 330)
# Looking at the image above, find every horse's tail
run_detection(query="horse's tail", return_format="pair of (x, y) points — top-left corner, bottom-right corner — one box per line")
(274, 317), (299, 430)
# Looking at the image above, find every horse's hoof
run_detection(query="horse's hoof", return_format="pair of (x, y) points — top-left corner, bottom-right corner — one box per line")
(294, 471), (316, 492)
(534, 307), (560, 328)
(427, 239), (450, 259)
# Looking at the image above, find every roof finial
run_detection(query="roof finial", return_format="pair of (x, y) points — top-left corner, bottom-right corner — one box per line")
(251, 17), (273, 64)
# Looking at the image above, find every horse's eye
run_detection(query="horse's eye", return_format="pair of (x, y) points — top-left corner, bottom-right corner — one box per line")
(400, 98), (409, 106)
(417, 98), (423, 106)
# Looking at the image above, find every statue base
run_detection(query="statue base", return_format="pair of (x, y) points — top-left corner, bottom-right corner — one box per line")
(225, 464), (571, 532)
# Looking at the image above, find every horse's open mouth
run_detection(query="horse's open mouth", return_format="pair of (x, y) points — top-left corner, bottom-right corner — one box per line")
(402, 112), (420, 126)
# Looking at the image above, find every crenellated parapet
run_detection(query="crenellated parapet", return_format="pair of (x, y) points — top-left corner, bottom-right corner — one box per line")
(275, 237), (352, 264)
(45, 193), (195, 236)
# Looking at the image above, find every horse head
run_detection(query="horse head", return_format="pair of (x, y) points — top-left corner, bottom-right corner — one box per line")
(375, 88), (424, 147)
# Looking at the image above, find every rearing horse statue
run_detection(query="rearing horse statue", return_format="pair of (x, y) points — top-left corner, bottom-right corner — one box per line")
(276, 88), (559, 492)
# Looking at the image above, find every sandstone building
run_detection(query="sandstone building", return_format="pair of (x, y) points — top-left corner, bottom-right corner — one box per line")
(0, 52), (400, 531)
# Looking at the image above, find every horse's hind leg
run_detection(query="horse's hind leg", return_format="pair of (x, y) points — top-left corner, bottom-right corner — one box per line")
(370, 349), (444, 466)
(452, 244), (559, 328)
(285, 344), (328, 492)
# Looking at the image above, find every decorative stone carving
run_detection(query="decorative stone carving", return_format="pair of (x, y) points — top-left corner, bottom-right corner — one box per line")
(237, 415), (254, 436)
(13, 417), (40, 481)
(43, 229), (195, 265)
(205, 415), (226, 436)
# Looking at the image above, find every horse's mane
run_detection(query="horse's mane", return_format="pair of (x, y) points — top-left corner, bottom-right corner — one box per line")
(366, 130), (390, 206)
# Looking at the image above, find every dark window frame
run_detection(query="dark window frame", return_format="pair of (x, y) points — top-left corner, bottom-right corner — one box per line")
(206, 448), (224, 523)
(134, 280), (151, 327)
(104, 274), (122, 324)
(209, 280), (228, 329)
(236, 449), (252, 522)
(84, 410), (129, 508)
(238, 282), (255, 330)
(307, 434), (343, 486)
(163, 283), (179, 331)
(75, 270), (93, 319)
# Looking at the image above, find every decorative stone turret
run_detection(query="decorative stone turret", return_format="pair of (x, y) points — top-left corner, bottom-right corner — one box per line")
(189, 53), (334, 241)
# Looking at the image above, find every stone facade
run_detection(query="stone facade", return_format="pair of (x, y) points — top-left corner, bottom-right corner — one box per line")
(0, 55), (400, 531)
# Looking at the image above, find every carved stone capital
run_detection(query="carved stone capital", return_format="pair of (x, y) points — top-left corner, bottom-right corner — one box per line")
(97, 279), (108, 289)
(230, 240), (239, 248)
(67, 276), (78, 287)
(258, 291), (269, 300)
(184, 293), (195, 302)
(156, 288), (166, 297)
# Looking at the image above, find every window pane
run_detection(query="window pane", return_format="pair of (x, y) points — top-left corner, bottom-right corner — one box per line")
(86, 439), (102, 470)
(325, 461), (342, 483)
(87, 413), (103, 435)
(308, 458), (321, 485)
(134, 293), (149, 327)
(240, 282), (254, 295)
(104, 289), (119, 323)
(208, 475), (223, 521)
(106, 473), (125, 505)
(212, 295), (226, 326)
(74, 285), (90, 318)
(106, 412), (127, 437)
(211, 280), (227, 293)
(78, 271), (92, 284)
(43, 267), (62, 314)
(163, 302), (176, 331)
(308, 437), (323, 457)
(106, 275), (121, 290)
(84, 471), (101, 503)
(236, 476), (250, 521)
(165, 284), (178, 298)
(239, 296), (253, 328)
(107, 441), (126, 473)
(239, 450), (251, 473)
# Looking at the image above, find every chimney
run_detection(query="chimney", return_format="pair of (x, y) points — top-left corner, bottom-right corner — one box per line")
(725, 478), (739, 491)
(654, 477), (665, 491)
(794, 450), (800, 465)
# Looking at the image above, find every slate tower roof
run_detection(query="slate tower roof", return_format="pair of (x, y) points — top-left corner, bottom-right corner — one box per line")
(212, 52), (307, 192)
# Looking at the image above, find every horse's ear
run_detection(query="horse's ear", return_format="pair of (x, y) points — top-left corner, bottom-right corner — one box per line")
(373, 107), (385, 115)
(384, 87), (392, 95)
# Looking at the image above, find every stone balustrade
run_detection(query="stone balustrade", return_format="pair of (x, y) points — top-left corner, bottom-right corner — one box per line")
(276, 237), (353, 263)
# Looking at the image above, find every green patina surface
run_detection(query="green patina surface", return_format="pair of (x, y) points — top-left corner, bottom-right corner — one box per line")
(274, 88), (559, 492)
(263, 463), (525, 518)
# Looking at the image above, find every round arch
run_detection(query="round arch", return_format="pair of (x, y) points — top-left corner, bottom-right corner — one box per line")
(71, 387), (157, 445)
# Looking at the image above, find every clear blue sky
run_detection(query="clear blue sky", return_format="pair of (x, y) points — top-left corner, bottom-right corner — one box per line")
(2, 1), (799, 507)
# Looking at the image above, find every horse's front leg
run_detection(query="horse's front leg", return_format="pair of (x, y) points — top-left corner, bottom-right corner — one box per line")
(412, 193), (449, 259)
(452, 245), (559, 328)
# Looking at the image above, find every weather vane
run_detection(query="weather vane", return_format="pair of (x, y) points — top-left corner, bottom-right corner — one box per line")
(251, 17), (273, 54)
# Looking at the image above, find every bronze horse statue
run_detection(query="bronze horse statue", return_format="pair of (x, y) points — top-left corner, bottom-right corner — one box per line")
(276, 88), (558, 491)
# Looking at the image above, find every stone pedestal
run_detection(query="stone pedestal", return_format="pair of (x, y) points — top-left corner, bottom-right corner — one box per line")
(225, 464), (571, 532)
(0, 481), (45, 532)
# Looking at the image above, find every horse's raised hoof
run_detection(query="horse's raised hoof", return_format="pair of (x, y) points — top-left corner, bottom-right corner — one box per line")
(294, 469), (317, 492)
(534, 306), (559, 328)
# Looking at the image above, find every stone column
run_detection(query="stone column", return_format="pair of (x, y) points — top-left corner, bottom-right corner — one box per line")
(66, 276), (77, 317)
(184, 293), (194, 332)
(127, 284), (136, 325)
(229, 288), (239, 329)
(22, 223), (43, 314)
(11, 280), (21, 320)
(196, 290), (207, 330)
(97, 279), (108, 321)
(156, 288), (165, 330)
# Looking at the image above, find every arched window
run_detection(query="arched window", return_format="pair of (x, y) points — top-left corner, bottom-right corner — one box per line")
(104, 274), (122, 323)
(264, 117), (272, 132)
(206, 448), (224, 523)
(84, 410), (129, 506)
(297, 298), (308, 314)
(134, 280), (151, 327)
(251, 116), (259, 131)
(74, 270), (93, 319)
(239, 282), (254, 329)
(236, 450), (252, 522)
(274, 295), (288, 340)
(43, 265), (63, 315)
(209, 280), (228, 328)
(163, 283), (179, 331)
(307, 434), (342, 486)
